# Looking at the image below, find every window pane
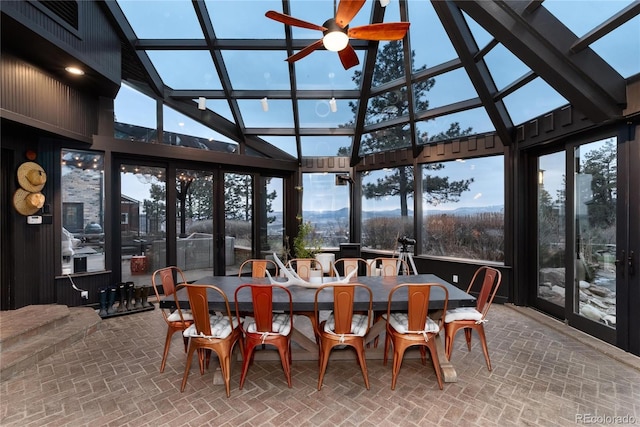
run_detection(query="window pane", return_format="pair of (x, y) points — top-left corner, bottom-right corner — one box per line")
(263, 177), (284, 259)
(61, 150), (105, 273)
(176, 169), (214, 277)
(361, 167), (414, 251)
(120, 165), (166, 281)
(114, 82), (157, 141)
(302, 173), (350, 249)
(537, 151), (566, 307)
(421, 156), (504, 262)
(225, 173), (253, 275)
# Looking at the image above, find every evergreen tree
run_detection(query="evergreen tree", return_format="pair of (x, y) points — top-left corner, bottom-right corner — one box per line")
(339, 41), (474, 216)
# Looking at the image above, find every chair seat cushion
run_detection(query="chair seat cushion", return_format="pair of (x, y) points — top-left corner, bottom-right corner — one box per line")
(167, 310), (193, 322)
(444, 307), (483, 323)
(183, 314), (239, 339)
(244, 313), (292, 336)
(324, 313), (368, 336)
(387, 312), (440, 334)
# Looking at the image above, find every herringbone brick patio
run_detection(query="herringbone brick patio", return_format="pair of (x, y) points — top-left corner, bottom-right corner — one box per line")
(1, 304), (639, 426)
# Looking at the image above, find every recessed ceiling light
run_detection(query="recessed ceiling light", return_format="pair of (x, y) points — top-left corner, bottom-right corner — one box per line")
(65, 66), (84, 75)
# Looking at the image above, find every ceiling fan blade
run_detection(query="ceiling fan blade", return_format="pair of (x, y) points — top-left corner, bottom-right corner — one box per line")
(338, 44), (360, 70)
(335, 0), (366, 28)
(348, 22), (410, 41)
(265, 10), (326, 32)
(286, 39), (325, 63)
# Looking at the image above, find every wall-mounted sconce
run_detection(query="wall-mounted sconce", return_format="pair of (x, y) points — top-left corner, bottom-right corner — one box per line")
(329, 98), (337, 113)
(198, 97), (206, 110)
(261, 97), (269, 112)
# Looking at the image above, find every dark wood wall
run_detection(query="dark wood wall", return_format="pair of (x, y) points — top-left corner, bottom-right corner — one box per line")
(1, 0), (121, 310)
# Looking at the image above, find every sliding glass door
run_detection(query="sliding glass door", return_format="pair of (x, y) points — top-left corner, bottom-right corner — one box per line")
(532, 129), (639, 354)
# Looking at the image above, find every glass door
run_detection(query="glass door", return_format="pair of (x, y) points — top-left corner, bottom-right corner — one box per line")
(224, 172), (253, 275)
(536, 151), (566, 319)
(570, 138), (617, 341)
(533, 131), (639, 352)
(120, 164), (166, 283)
(176, 169), (214, 281)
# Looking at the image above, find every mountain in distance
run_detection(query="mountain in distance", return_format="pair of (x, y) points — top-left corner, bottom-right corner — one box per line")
(301, 205), (504, 220)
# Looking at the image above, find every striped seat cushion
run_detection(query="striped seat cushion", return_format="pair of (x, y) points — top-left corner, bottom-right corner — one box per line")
(244, 313), (292, 336)
(324, 313), (369, 336)
(183, 314), (239, 339)
(387, 312), (440, 334)
(167, 310), (193, 322)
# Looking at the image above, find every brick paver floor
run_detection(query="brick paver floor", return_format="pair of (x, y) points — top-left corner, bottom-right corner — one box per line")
(1, 304), (639, 426)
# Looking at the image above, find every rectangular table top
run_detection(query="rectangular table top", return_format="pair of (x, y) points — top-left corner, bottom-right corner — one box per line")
(160, 274), (476, 312)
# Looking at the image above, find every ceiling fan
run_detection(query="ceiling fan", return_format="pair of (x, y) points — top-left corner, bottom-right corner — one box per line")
(266, 0), (410, 70)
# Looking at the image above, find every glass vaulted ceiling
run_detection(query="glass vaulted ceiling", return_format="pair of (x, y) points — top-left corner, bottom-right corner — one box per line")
(113, 0), (640, 161)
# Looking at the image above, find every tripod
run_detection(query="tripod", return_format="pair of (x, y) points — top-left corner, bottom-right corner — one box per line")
(397, 244), (418, 275)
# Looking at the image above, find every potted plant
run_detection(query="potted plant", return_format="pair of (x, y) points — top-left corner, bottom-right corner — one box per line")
(293, 221), (321, 259)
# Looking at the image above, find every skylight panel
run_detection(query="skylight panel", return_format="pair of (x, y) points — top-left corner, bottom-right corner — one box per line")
(204, 0), (283, 38)
(295, 53), (363, 90)
(146, 51), (221, 89)
(415, 108), (495, 145)
(408, 0), (458, 71)
(590, 15), (640, 78)
(502, 77), (568, 125)
(222, 51), (291, 90)
(238, 99), (294, 128)
(117, 0), (203, 39)
(298, 100), (357, 128)
(301, 135), (353, 157)
(413, 68), (478, 112)
(484, 43), (531, 91)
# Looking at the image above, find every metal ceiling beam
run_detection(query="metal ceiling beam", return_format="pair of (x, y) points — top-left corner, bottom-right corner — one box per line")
(349, 0), (386, 167)
(103, 1), (164, 97)
(571, 2), (640, 53)
(432, 0), (513, 145)
(454, 0), (626, 124)
(192, 0), (244, 143)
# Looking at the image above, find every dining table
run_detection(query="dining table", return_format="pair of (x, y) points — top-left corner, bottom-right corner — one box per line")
(160, 273), (476, 383)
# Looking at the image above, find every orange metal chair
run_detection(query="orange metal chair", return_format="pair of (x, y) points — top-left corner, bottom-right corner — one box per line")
(179, 283), (243, 397)
(332, 257), (370, 278)
(444, 266), (502, 371)
(314, 283), (373, 390)
(384, 283), (449, 390)
(286, 258), (324, 280)
(238, 259), (278, 278)
(151, 266), (193, 372)
(234, 284), (294, 389)
(370, 257), (412, 276)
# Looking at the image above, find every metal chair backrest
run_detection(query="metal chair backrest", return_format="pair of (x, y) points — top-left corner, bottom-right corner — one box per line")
(234, 284), (293, 333)
(387, 283), (449, 331)
(238, 259), (278, 278)
(286, 258), (324, 280)
(467, 266), (502, 318)
(181, 283), (234, 337)
(314, 283), (372, 335)
(333, 257), (370, 277)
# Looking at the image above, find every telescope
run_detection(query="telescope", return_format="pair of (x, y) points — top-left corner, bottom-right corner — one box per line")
(398, 236), (416, 247)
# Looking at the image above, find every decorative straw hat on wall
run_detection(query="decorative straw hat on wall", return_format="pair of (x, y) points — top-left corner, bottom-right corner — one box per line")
(13, 188), (45, 216)
(17, 161), (47, 192)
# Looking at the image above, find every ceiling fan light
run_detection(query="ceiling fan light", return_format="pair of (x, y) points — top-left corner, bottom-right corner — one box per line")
(323, 30), (349, 51)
